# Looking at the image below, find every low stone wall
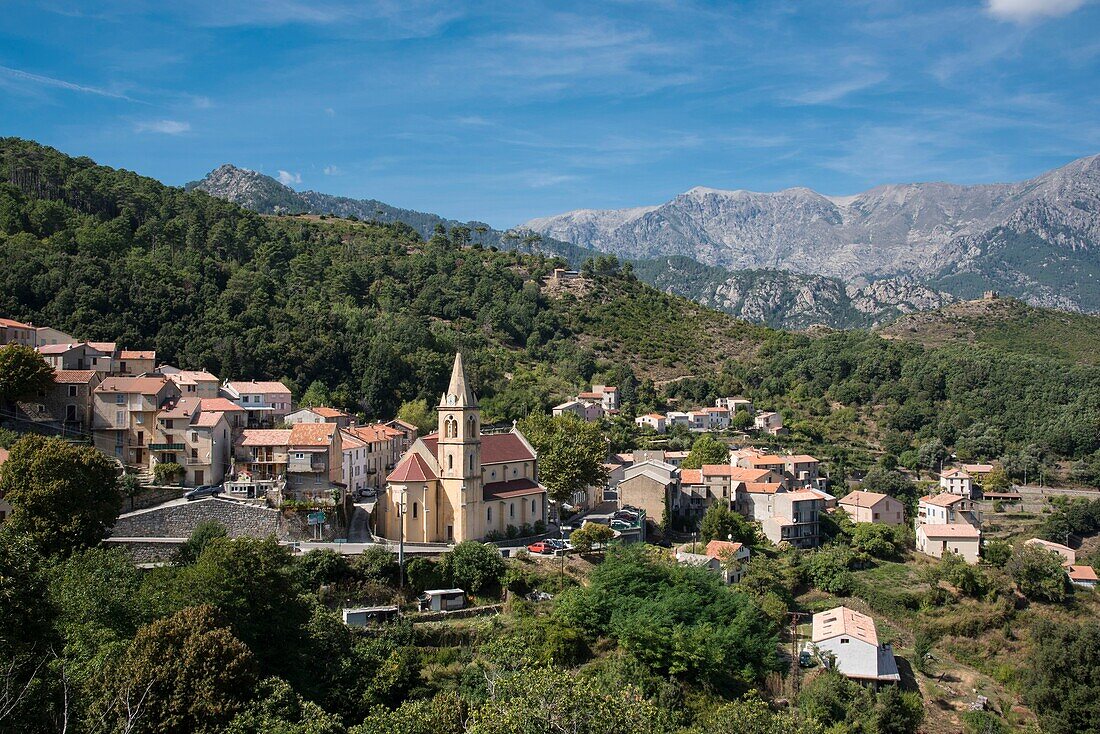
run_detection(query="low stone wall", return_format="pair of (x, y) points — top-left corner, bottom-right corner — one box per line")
(125, 487), (184, 511)
(111, 498), (288, 540)
(411, 604), (503, 623)
(104, 537), (185, 564)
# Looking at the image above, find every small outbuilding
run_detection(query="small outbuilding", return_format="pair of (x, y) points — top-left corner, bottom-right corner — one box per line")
(342, 605), (400, 626)
(419, 588), (467, 612)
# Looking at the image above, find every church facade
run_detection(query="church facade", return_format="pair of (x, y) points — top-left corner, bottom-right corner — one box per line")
(376, 353), (546, 543)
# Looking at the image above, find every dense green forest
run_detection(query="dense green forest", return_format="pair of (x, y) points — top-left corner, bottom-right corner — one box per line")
(0, 137), (763, 421)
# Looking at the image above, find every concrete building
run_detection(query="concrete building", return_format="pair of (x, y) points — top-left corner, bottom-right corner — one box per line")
(93, 376), (181, 468)
(917, 493), (981, 529)
(838, 491), (905, 526)
(1025, 537), (1076, 565)
(618, 459), (679, 526)
(812, 606), (900, 685)
(0, 317), (34, 346)
(635, 413), (667, 433)
(45, 369), (101, 433)
(158, 367), (221, 399)
(287, 406), (355, 429)
(154, 397), (236, 487)
(716, 396), (753, 413)
(762, 490), (823, 548)
(221, 379), (293, 427)
(940, 468), (976, 499)
(754, 411), (785, 435)
(916, 523), (981, 563)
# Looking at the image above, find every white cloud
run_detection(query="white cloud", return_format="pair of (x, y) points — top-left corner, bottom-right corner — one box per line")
(789, 71), (888, 105)
(0, 64), (135, 100)
(986, 0), (1089, 23)
(324, 107), (336, 116)
(134, 119), (190, 134)
(323, 165), (341, 175)
(277, 170), (302, 185)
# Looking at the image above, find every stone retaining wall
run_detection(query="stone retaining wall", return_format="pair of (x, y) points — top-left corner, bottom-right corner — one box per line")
(111, 498), (288, 540)
(104, 538), (185, 564)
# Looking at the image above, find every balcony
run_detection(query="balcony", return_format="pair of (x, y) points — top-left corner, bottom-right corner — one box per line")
(149, 442), (185, 451)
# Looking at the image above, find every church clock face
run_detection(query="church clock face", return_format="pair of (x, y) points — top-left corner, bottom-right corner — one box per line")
(447, 394), (456, 406)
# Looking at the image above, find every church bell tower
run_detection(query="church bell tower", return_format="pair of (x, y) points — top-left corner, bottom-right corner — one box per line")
(437, 353), (482, 539)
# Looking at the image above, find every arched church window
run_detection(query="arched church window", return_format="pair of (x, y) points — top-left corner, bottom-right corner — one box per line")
(444, 416), (458, 438)
(467, 416), (476, 435)
(412, 502), (418, 519)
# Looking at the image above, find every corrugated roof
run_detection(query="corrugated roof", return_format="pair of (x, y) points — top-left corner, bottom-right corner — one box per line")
(813, 606), (879, 646)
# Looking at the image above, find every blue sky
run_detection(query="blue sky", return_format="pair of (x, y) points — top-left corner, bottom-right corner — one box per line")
(1, 0), (1098, 226)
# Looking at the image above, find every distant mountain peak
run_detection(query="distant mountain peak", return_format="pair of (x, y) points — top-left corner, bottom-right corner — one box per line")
(521, 154), (1100, 313)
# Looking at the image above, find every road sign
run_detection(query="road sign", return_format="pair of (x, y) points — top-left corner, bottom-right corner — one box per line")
(307, 511), (326, 526)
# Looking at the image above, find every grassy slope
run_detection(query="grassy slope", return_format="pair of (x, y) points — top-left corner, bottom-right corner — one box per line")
(877, 297), (1100, 367)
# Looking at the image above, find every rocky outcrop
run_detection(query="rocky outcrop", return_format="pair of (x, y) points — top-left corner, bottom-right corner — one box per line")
(523, 155), (1100, 312)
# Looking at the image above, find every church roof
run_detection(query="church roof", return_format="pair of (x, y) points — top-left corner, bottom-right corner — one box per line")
(421, 431), (535, 465)
(387, 452), (437, 483)
(440, 352), (478, 408)
(483, 477), (544, 500)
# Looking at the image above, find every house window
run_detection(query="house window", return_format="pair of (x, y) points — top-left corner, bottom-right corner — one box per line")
(191, 432), (198, 442)
(67, 385), (78, 397)
(115, 410), (124, 424)
(115, 394), (125, 405)
(191, 449), (198, 459)
(840, 639), (849, 644)
(412, 502), (418, 519)
(531, 499), (537, 513)
(448, 454), (453, 470)
(487, 507), (492, 523)
(509, 503), (515, 518)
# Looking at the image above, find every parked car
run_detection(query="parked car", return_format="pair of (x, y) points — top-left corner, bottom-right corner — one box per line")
(610, 519), (632, 531)
(356, 487), (377, 500)
(185, 484), (222, 501)
(527, 541), (553, 554)
(799, 650), (815, 668)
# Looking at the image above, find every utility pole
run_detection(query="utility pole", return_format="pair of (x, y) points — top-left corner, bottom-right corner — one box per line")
(397, 485), (406, 589)
(789, 611), (803, 711)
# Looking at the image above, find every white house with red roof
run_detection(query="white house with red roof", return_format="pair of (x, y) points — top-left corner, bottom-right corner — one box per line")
(221, 379), (293, 427)
(378, 354), (546, 543)
(940, 467), (976, 499)
(812, 606), (900, 685)
(0, 317), (34, 346)
(676, 539), (750, 584)
(634, 412), (666, 433)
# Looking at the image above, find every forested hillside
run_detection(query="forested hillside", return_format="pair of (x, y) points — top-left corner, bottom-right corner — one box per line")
(0, 138), (765, 421)
(2, 138), (1098, 470)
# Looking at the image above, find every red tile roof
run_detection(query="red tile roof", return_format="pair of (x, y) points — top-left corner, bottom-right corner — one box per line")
(86, 342), (116, 353)
(53, 369), (98, 383)
(37, 343), (81, 354)
(240, 429), (292, 447)
(920, 493), (967, 507)
(289, 423), (336, 447)
(193, 411), (227, 428)
(705, 540), (743, 560)
(1068, 565), (1098, 582)
(918, 523), (980, 539)
(120, 350), (155, 360)
(681, 469), (702, 484)
(483, 477), (544, 500)
(421, 432), (534, 465)
(97, 376), (171, 395)
(0, 447), (8, 466)
(745, 481), (783, 494)
(227, 380), (291, 394)
(387, 452), (436, 483)
(839, 490), (891, 508)
(311, 406), (350, 418)
(0, 317), (31, 329)
(199, 398), (246, 413)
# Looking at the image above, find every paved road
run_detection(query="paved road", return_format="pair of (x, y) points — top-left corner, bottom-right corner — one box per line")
(348, 507), (373, 543)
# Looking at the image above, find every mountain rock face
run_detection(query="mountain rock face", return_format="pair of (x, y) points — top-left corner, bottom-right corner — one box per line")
(523, 155), (1100, 312)
(187, 165), (595, 264)
(631, 257), (955, 329)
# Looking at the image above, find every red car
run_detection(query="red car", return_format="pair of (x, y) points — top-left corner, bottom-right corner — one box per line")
(527, 541), (552, 554)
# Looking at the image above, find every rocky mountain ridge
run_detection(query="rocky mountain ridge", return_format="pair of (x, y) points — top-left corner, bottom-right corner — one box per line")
(522, 155), (1100, 312)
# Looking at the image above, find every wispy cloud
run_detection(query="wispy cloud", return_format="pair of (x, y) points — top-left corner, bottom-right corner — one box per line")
(323, 165), (341, 175)
(525, 172), (579, 188)
(277, 170), (302, 185)
(0, 64), (135, 100)
(134, 119), (191, 134)
(789, 71), (888, 105)
(986, 0), (1090, 23)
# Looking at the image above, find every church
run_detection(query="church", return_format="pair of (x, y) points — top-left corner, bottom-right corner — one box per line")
(377, 353), (547, 543)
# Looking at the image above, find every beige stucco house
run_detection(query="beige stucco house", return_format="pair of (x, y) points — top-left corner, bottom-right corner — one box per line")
(838, 490), (905, 526)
